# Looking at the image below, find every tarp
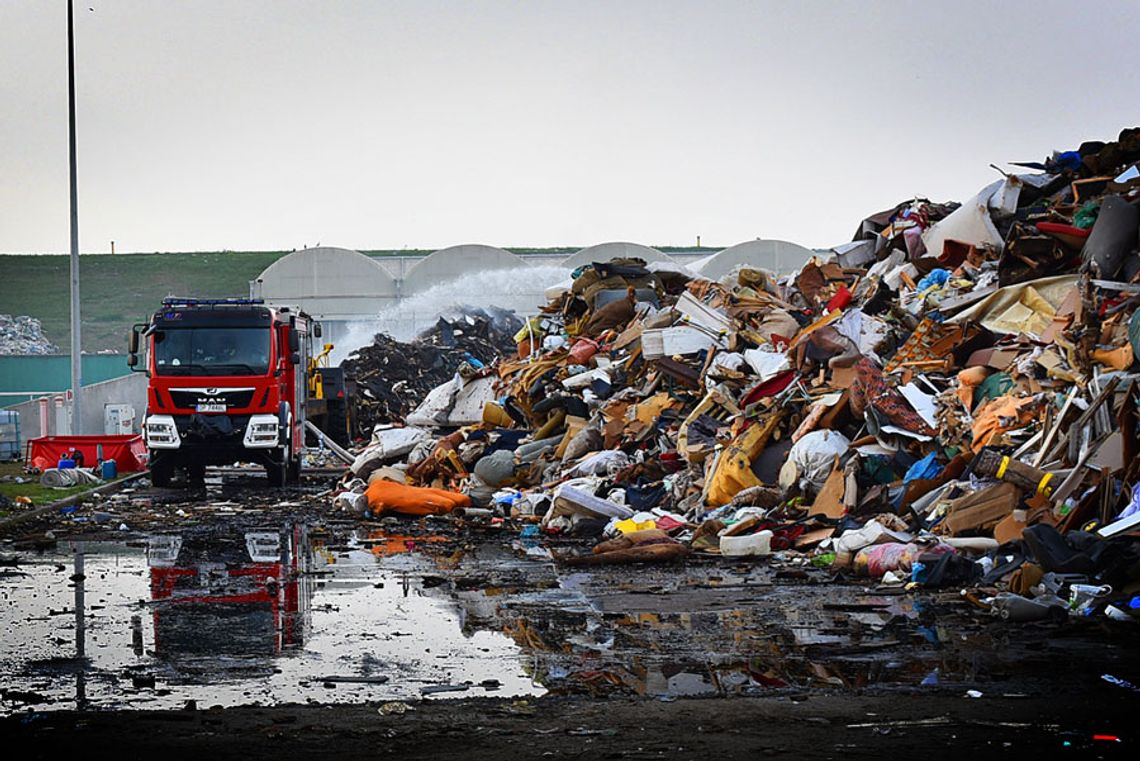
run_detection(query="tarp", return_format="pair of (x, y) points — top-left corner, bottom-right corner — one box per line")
(28, 434), (147, 472)
(945, 274), (1078, 339)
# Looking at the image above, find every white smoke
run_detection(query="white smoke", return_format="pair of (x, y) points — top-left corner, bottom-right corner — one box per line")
(331, 264), (570, 365)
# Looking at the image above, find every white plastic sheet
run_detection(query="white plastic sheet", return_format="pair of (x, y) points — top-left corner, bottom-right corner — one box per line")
(784, 429), (851, 491)
(742, 348), (791, 381)
(921, 179), (1009, 259)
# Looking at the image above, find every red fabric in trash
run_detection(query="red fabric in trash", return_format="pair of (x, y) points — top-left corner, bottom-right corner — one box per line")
(826, 286), (852, 312)
(568, 338), (599, 364)
(1034, 222), (1090, 239)
(655, 515), (686, 532)
(751, 520), (806, 551)
(740, 371), (797, 406)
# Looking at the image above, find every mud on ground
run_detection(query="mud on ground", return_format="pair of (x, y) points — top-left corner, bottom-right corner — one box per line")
(3, 694), (1136, 760)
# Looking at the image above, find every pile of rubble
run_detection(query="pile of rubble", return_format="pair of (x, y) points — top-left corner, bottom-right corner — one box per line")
(338, 127), (1140, 626)
(0, 315), (58, 355)
(341, 310), (521, 432)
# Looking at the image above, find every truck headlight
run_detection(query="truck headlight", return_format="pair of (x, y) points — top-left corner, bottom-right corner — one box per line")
(145, 415), (181, 449)
(243, 415), (279, 448)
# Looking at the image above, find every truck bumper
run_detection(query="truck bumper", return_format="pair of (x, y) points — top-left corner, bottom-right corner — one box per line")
(145, 413), (284, 467)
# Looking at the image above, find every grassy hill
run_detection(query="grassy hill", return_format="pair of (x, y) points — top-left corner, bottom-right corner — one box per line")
(0, 246), (715, 353)
(0, 251), (287, 353)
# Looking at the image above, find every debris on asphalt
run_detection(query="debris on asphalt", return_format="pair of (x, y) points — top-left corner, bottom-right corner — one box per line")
(338, 126), (1140, 628)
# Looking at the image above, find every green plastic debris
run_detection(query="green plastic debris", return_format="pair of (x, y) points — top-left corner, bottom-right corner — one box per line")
(1074, 201), (1100, 229)
(973, 371), (1014, 409)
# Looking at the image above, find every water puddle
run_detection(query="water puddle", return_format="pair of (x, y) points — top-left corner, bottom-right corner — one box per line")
(454, 562), (1130, 699)
(5, 519), (1133, 711)
(0, 522), (543, 713)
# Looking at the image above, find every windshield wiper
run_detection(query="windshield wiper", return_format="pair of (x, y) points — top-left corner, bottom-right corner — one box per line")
(206, 363), (260, 375)
(160, 363), (208, 376)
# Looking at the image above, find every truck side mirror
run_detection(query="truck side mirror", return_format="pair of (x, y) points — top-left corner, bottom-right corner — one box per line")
(127, 324), (147, 373)
(290, 352), (301, 365)
(288, 330), (300, 354)
(313, 323), (322, 338)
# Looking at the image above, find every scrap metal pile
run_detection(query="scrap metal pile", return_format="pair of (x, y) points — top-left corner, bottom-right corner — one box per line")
(341, 310), (522, 431)
(339, 127), (1140, 625)
(0, 314), (58, 355)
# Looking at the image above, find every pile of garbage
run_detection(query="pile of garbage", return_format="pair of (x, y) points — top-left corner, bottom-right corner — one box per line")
(337, 127), (1140, 626)
(341, 310), (522, 431)
(0, 315), (58, 355)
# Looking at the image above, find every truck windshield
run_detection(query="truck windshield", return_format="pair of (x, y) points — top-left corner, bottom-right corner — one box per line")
(153, 328), (271, 376)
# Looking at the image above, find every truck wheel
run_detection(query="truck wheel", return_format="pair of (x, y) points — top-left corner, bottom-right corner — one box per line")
(187, 463), (207, 485)
(266, 451), (288, 487)
(150, 456), (173, 488)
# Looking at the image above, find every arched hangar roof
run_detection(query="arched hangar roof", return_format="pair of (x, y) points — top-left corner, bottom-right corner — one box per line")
(402, 244), (527, 294)
(256, 246), (397, 314)
(562, 242), (671, 270)
(696, 239), (816, 280)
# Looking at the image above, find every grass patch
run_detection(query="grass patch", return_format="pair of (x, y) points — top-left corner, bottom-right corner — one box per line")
(0, 251), (287, 353)
(0, 461), (105, 508)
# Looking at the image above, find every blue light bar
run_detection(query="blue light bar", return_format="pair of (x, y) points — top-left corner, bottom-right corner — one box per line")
(161, 297), (265, 306)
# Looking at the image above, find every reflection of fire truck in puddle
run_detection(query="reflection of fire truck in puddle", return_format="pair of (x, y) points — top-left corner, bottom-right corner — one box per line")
(146, 524), (314, 657)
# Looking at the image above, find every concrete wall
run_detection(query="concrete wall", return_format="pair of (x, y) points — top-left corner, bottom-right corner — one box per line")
(6, 373), (147, 441)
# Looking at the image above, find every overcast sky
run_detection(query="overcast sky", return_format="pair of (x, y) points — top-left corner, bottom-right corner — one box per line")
(1, 1), (1138, 254)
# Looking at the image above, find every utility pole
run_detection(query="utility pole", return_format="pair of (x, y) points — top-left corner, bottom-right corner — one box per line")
(67, 0), (83, 434)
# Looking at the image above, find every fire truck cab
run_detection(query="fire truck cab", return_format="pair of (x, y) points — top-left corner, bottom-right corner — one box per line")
(129, 298), (312, 487)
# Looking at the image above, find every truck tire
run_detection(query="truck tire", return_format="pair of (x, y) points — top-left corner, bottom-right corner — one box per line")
(150, 455), (173, 488)
(267, 401), (293, 487)
(266, 449), (288, 487)
(187, 462), (207, 485)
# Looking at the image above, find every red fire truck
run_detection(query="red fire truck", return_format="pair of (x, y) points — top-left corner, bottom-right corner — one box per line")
(128, 298), (314, 487)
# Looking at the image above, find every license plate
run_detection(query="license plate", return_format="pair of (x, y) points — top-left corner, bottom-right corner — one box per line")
(196, 403), (226, 413)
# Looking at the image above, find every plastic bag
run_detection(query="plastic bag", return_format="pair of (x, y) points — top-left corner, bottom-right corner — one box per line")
(785, 429), (850, 491)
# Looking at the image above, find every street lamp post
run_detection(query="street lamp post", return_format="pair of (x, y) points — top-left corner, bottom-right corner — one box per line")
(67, 0), (83, 434)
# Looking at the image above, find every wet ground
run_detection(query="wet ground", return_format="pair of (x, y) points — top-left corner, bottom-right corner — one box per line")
(0, 523), (540, 711)
(2, 472), (1139, 754)
(6, 693), (1138, 760)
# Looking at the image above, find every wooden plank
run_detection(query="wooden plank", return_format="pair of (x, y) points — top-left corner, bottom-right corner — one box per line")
(1034, 389), (1077, 467)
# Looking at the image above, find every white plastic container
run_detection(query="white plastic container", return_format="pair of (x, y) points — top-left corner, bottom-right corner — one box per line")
(719, 530), (774, 557)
